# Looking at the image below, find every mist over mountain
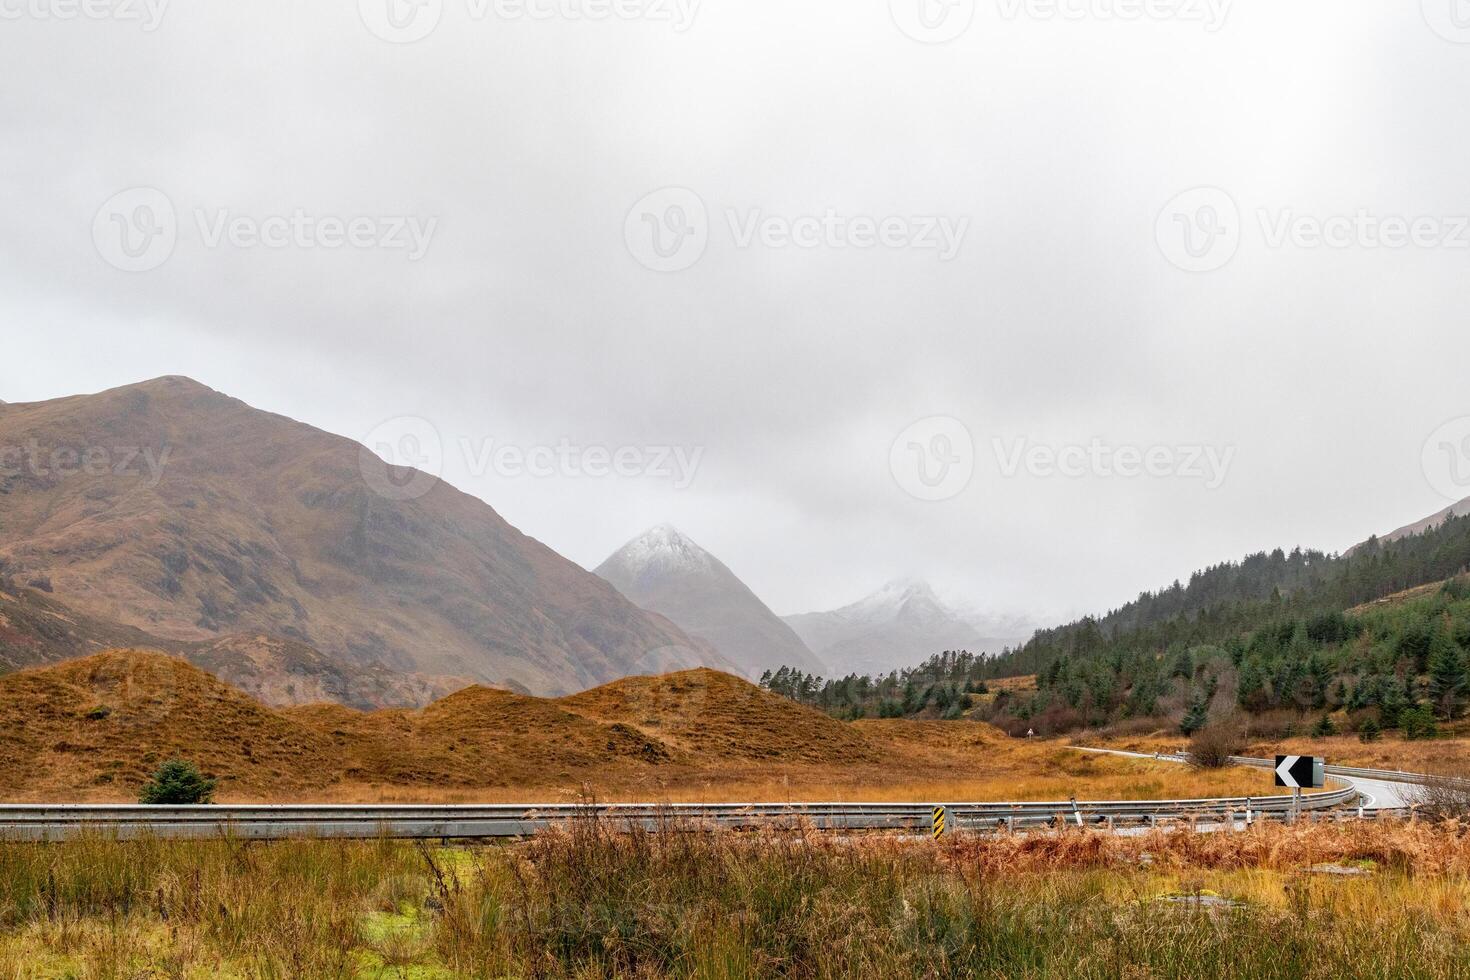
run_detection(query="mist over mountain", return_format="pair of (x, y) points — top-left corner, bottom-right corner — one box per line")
(595, 525), (827, 678)
(785, 580), (1031, 676)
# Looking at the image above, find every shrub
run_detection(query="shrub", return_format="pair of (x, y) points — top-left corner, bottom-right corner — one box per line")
(1358, 718), (1381, 743)
(1187, 715), (1247, 769)
(1414, 766), (1470, 822)
(139, 760), (217, 805)
(1310, 715), (1338, 738)
(1401, 706), (1439, 741)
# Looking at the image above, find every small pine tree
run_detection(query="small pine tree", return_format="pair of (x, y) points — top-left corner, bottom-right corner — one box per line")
(1311, 715), (1338, 738)
(139, 760), (217, 805)
(1358, 718), (1381, 743)
(1180, 693), (1208, 736)
(1402, 706), (1440, 742)
(1427, 621), (1467, 719)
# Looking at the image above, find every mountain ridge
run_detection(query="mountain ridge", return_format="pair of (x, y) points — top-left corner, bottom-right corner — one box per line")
(595, 525), (828, 678)
(785, 579), (1026, 676)
(0, 376), (726, 696)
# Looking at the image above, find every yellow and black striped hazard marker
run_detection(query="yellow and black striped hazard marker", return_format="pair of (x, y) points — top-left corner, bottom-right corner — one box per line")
(931, 806), (947, 840)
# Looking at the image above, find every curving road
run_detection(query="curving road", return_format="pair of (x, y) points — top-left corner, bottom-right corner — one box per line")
(1074, 747), (1421, 812)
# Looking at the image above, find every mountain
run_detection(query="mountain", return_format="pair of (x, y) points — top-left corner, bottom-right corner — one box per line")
(0, 576), (463, 708)
(0, 377), (725, 696)
(594, 525), (827, 678)
(785, 579), (1027, 676)
(1351, 495), (1470, 553)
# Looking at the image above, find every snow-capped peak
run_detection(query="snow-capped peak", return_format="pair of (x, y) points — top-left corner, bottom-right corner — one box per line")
(604, 524), (718, 577)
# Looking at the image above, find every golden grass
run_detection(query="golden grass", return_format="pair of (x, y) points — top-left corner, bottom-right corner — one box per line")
(1080, 729), (1470, 776)
(240, 744), (1291, 805)
(0, 651), (1295, 806)
(1, 819), (1468, 977)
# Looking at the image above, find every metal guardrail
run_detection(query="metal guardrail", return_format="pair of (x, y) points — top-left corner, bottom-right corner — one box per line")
(1231, 756), (1467, 789)
(0, 782), (1360, 841)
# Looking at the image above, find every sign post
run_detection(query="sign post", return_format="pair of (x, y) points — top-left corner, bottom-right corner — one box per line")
(1274, 755), (1326, 823)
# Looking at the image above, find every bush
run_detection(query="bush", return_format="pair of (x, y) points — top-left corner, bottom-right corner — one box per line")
(139, 760), (217, 805)
(1414, 766), (1470, 821)
(1402, 707), (1440, 741)
(1187, 715), (1247, 769)
(1358, 718), (1381, 743)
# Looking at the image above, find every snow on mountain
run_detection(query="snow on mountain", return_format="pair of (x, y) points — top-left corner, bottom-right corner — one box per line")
(595, 526), (828, 679)
(785, 580), (1033, 677)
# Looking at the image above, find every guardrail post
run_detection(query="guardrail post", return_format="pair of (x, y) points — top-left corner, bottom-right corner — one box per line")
(1071, 797), (1083, 828)
(1245, 798), (1253, 826)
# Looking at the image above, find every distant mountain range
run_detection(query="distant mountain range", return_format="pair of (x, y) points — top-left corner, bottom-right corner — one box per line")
(785, 580), (1033, 677)
(0, 377), (726, 697)
(595, 526), (827, 678)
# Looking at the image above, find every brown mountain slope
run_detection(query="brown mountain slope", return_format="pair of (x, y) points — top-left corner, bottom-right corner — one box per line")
(0, 377), (727, 694)
(0, 651), (343, 798)
(558, 668), (880, 765)
(0, 579), (465, 709)
(0, 651), (874, 799)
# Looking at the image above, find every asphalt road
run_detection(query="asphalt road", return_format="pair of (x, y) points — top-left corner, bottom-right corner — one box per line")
(1073, 746), (1421, 811)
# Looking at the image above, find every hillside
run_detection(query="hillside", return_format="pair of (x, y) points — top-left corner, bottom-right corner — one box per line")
(0, 650), (343, 798)
(0, 651), (877, 799)
(0, 579), (466, 709)
(0, 377), (723, 695)
(595, 525), (827, 678)
(559, 668), (881, 764)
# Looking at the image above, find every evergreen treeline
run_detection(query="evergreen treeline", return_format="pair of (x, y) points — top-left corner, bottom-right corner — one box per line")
(761, 651), (992, 721)
(763, 513), (1470, 737)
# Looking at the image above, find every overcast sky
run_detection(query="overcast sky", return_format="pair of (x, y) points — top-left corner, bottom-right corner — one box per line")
(4, 1), (1470, 624)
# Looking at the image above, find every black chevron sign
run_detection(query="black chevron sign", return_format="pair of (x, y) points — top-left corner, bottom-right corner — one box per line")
(1274, 755), (1325, 789)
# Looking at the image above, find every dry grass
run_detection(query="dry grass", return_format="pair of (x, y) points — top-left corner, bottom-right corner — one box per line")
(1, 820), (1469, 977)
(1083, 727), (1470, 776)
(0, 651), (1289, 806)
